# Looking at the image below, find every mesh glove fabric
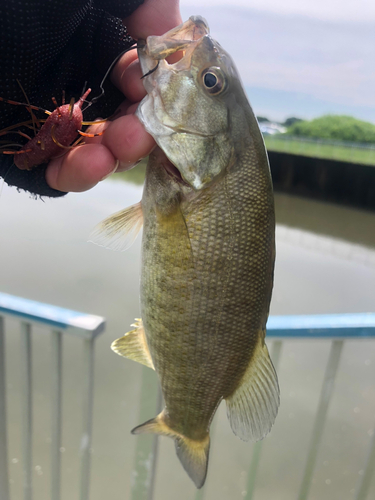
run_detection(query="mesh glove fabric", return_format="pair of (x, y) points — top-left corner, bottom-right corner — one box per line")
(0, 0), (144, 196)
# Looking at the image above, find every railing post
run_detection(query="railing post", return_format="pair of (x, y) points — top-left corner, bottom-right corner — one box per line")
(355, 429), (375, 500)
(131, 366), (162, 500)
(244, 340), (283, 500)
(297, 339), (344, 500)
(79, 338), (95, 500)
(20, 322), (33, 500)
(51, 330), (63, 500)
(0, 292), (105, 500)
(0, 316), (10, 500)
(146, 387), (162, 500)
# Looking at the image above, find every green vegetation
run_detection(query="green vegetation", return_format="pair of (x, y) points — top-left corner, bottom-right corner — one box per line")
(256, 116), (270, 123)
(265, 136), (375, 166)
(110, 158), (147, 185)
(107, 116), (375, 186)
(283, 117), (303, 127)
(286, 115), (375, 144)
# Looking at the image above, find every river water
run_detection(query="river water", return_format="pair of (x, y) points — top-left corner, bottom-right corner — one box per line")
(0, 175), (374, 500)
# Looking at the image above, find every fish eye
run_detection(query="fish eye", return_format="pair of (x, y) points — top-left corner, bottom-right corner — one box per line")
(201, 67), (226, 95)
(204, 73), (217, 88)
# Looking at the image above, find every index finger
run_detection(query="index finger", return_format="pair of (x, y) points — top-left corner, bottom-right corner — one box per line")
(110, 46), (144, 101)
(111, 54), (145, 103)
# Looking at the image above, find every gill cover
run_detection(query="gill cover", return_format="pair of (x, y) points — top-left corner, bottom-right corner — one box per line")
(137, 23), (237, 190)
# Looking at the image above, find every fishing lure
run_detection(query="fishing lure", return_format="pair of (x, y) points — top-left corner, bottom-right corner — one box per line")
(0, 45), (142, 171)
(0, 88), (105, 170)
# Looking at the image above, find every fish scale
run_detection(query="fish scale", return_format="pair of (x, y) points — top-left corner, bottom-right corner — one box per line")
(140, 145), (275, 441)
(94, 15), (279, 488)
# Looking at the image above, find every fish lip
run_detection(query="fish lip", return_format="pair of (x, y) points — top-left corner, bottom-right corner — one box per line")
(138, 16), (210, 72)
(138, 30), (212, 79)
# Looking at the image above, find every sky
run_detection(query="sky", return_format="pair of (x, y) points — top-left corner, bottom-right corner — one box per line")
(180, 1), (375, 123)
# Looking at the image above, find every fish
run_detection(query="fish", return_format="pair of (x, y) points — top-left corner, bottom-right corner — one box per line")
(92, 15), (279, 488)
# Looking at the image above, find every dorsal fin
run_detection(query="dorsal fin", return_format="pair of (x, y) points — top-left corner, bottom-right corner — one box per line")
(225, 332), (279, 442)
(111, 318), (154, 370)
(89, 201), (143, 251)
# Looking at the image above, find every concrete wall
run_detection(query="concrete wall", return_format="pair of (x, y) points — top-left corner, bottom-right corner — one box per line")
(268, 151), (375, 211)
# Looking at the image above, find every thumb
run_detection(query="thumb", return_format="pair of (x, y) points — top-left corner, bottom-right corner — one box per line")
(123, 0), (182, 40)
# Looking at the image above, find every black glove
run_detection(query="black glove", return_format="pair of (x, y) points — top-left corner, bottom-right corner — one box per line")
(0, 0), (143, 196)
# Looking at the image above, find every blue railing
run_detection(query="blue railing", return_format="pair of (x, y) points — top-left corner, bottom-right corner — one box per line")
(0, 292), (105, 500)
(251, 313), (375, 500)
(267, 313), (375, 338)
(0, 292), (374, 500)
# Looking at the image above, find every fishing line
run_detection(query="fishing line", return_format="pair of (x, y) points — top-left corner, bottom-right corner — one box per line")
(83, 45), (139, 112)
(0, 42), (157, 203)
(141, 61), (159, 79)
(83, 43), (160, 112)
(81, 81), (88, 98)
(16, 79), (40, 135)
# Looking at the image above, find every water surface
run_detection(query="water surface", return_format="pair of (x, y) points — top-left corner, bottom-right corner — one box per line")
(0, 176), (374, 500)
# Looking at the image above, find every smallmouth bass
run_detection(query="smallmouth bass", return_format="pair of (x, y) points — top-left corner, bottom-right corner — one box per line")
(93, 16), (279, 488)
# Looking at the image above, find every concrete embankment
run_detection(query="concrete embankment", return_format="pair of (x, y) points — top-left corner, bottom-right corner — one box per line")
(268, 151), (375, 211)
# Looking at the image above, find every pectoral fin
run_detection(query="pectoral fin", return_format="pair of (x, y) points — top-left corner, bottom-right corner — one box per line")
(225, 333), (279, 442)
(89, 201), (143, 251)
(111, 318), (154, 370)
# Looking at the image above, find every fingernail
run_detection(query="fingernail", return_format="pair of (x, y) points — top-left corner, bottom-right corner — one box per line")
(100, 159), (119, 181)
(117, 157), (145, 172)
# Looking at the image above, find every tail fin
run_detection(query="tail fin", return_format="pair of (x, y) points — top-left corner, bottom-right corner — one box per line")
(175, 434), (210, 489)
(132, 411), (210, 488)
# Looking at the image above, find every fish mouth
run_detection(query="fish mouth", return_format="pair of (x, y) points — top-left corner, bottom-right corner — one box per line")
(137, 16), (211, 80)
(138, 16), (209, 64)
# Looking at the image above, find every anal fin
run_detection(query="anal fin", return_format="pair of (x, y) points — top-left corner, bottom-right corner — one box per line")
(111, 318), (154, 370)
(225, 332), (279, 442)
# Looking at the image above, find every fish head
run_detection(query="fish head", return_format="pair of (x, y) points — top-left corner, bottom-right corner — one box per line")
(137, 16), (246, 191)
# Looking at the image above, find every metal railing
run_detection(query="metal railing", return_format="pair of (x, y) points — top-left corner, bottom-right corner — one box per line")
(250, 314), (375, 500)
(0, 292), (374, 500)
(133, 314), (375, 500)
(0, 292), (105, 500)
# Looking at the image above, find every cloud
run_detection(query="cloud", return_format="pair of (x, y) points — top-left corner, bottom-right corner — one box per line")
(237, 58), (375, 108)
(181, 0), (375, 23)
(180, 5), (375, 119)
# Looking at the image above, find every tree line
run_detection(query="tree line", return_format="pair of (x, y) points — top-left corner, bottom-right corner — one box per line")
(258, 115), (375, 144)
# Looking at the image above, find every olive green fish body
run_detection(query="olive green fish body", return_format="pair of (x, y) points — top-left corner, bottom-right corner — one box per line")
(141, 138), (275, 442)
(97, 16), (279, 488)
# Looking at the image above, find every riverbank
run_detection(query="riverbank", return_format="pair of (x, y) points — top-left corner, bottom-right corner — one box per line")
(117, 152), (375, 212)
(268, 151), (375, 211)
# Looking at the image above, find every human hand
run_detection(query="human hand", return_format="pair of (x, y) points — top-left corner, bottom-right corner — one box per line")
(45, 0), (182, 193)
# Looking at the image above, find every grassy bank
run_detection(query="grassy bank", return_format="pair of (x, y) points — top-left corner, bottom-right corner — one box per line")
(109, 137), (375, 188)
(265, 135), (375, 166)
